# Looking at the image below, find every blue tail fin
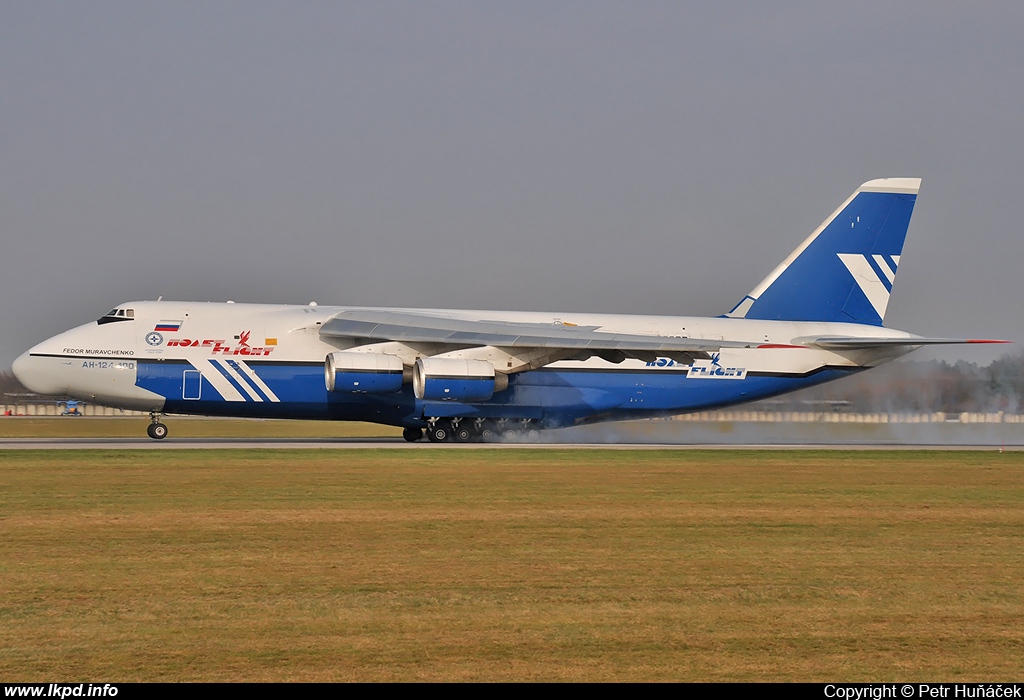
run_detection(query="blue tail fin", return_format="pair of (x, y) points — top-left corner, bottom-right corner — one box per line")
(725, 178), (920, 326)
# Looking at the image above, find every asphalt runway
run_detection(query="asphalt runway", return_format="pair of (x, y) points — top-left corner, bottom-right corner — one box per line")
(1, 438), (1021, 450)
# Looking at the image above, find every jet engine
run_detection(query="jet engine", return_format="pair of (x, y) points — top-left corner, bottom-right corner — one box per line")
(413, 357), (508, 402)
(325, 351), (405, 393)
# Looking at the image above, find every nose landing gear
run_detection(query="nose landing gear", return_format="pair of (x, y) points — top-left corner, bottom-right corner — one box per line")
(147, 413), (168, 440)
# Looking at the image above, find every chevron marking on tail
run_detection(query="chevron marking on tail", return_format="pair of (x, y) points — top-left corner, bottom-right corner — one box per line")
(837, 253), (897, 319)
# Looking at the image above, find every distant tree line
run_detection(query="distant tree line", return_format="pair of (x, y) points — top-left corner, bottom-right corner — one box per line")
(0, 371), (35, 399)
(759, 354), (1024, 414)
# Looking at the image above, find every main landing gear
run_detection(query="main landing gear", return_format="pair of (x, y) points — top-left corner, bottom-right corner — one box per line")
(424, 417), (540, 443)
(147, 413), (168, 440)
(403, 427), (424, 442)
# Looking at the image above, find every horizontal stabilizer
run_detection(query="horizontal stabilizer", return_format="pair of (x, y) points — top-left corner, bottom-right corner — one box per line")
(801, 336), (1010, 350)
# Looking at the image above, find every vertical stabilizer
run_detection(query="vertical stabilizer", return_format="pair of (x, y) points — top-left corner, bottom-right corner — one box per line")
(725, 178), (920, 326)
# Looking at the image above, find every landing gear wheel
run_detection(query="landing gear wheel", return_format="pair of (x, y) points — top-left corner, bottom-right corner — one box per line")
(427, 420), (452, 443)
(497, 419), (536, 443)
(479, 420), (499, 443)
(453, 423), (473, 442)
(403, 427), (424, 442)
(147, 422), (168, 440)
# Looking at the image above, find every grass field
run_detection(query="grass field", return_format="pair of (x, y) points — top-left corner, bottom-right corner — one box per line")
(0, 417), (402, 439)
(1, 449), (1022, 681)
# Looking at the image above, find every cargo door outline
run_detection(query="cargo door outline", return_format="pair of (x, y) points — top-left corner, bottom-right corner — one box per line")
(182, 369), (202, 400)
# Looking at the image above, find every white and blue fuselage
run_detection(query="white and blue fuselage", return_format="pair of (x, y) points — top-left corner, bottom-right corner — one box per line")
(13, 301), (914, 429)
(13, 178), (1000, 439)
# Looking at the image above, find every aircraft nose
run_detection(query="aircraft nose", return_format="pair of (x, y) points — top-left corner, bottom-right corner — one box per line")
(12, 351), (32, 387)
(12, 350), (63, 396)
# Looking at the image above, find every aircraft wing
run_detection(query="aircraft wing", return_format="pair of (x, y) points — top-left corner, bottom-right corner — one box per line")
(319, 308), (757, 360)
(803, 336), (1010, 350)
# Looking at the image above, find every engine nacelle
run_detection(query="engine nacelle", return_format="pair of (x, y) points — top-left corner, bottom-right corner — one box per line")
(413, 357), (507, 402)
(325, 352), (405, 393)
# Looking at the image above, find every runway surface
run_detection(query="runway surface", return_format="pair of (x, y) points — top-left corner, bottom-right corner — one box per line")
(1, 438), (1020, 450)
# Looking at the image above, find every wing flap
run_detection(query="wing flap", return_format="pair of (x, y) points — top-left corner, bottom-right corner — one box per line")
(320, 309), (757, 354)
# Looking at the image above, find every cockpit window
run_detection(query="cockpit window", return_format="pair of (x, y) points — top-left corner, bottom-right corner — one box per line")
(97, 307), (135, 325)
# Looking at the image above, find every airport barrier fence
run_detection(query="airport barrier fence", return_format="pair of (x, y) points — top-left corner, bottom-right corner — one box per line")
(1, 403), (1023, 424)
(1, 403), (148, 417)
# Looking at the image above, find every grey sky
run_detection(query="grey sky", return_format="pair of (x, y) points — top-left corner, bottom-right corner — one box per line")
(2, 1), (1022, 369)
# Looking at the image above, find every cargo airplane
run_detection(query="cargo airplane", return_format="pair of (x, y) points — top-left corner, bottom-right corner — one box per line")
(12, 178), (1005, 441)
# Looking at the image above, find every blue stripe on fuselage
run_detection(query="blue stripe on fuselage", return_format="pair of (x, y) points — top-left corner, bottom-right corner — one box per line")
(136, 360), (857, 428)
(209, 360), (252, 401)
(225, 359), (272, 402)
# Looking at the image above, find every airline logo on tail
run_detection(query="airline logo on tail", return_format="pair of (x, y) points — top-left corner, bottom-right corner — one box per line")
(837, 253), (901, 319)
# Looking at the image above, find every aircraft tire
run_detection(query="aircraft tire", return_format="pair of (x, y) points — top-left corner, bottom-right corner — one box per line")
(149, 423), (168, 440)
(427, 422), (452, 443)
(403, 427), (424, 442)
(453, 423), (473, 442)
(479, 420), (499, 443)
